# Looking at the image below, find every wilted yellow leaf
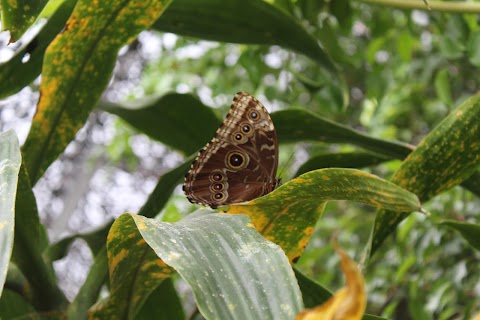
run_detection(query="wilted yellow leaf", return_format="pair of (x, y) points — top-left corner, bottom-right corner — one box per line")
(295, 243), (366, 320)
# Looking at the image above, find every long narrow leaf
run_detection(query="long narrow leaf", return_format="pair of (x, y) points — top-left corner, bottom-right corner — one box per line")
(439, 220), (480, 250)
(11, 163), (66, 310)
(0, 130), (22, 298)
(0, 0), (76, 99)
(22, 0), (172, 184)
(153, 0), (336, 73)
(295, 151), (392, 177)
(99, 94), (220, 155)
(370, 94), (480, 256)
(0, 0), (48, 40)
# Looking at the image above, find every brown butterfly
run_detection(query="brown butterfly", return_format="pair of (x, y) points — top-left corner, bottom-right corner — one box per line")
(183, 92), (281, 209)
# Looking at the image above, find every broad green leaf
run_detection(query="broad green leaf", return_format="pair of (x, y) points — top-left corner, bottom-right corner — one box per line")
(295, 151), (391, 177)
(152, 0), (336, 73)
(135, 278), (185, 320)
(99, 94), (220, 155)
(0, 0), (48, 40)
(67, 248), (108, 320)
(11, 163), (67, 310)
(0, 130), (21, 298)
(371, 94), (480, 256)
(120, 212), (303, 320)
(295, 269), (332, 308)
(439, 220), (480, 250)
(22, 0), (172, 184)
(272, 109), (413, 159)
(227, 168), (421, 261)
(272, 109), (480, 197)
(0, 0), (76, 99)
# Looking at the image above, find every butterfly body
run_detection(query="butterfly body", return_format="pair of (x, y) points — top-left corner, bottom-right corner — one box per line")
(183, 92), (280, 209)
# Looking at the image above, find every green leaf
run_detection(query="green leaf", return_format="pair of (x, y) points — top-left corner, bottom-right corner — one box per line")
(294, 268), (332, 308)
(272, 109), (413, 159)
(434, 68), (453, 106)
(0, 0), (48, 40)
(0, 289), (36, 319)
(330, 0), (352, 28)
(89, 214), (174, 319)
(363, 315), (390, 320)
(272, 108), (480, 197)
(438, 36), (465, 59)
(44, 223), (111, 262)
(371, 93), (480, 256)
(0, 130), (22, 298)
(99, 94), (220, 155)
(22, 0), (172, 184)
(227, 168), (421, 261)
(439, 220), (480, 250)
(0, 0), (76, 99)
(117, 212), (304, 320)
(467, 30), (480, 67)
(67, 248), (108, 320)
(295, 151), (391, 177)
(135, 278), (185, 320)
(11, 163), (66, 310)
(152, 0), (337, 73)
(138, 157), (194, 218)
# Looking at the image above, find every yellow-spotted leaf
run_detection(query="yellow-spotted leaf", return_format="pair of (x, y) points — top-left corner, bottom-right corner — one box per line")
(22, 0), (171, 184)
(0, 0), (48, 41)
(89, 214), (174, 319)
(0, 130), (22, 298)
(226, 168), (421, 261)
(103, 212), (303, 320)
(371, 93), (480, 256)
(295, 243), (366, 320)
(0, 0), (76, 99)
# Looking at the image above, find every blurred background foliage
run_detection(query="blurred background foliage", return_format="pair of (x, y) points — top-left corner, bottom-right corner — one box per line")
(1, 0), (480, 319)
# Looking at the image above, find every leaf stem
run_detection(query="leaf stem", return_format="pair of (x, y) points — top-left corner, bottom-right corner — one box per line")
(358, 0), (480, 13)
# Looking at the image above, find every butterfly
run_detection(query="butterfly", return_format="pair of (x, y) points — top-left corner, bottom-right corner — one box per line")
(183, 92), (281, 209)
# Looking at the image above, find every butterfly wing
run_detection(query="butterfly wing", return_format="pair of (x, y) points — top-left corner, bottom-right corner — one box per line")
(183, 92), (279, 208)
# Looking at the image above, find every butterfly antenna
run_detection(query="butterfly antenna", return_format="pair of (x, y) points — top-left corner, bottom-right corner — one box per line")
(277, 151), (295, 179)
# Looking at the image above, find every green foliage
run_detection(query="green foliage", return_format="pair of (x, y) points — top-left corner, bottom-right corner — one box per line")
(1, 0), (480, 319)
